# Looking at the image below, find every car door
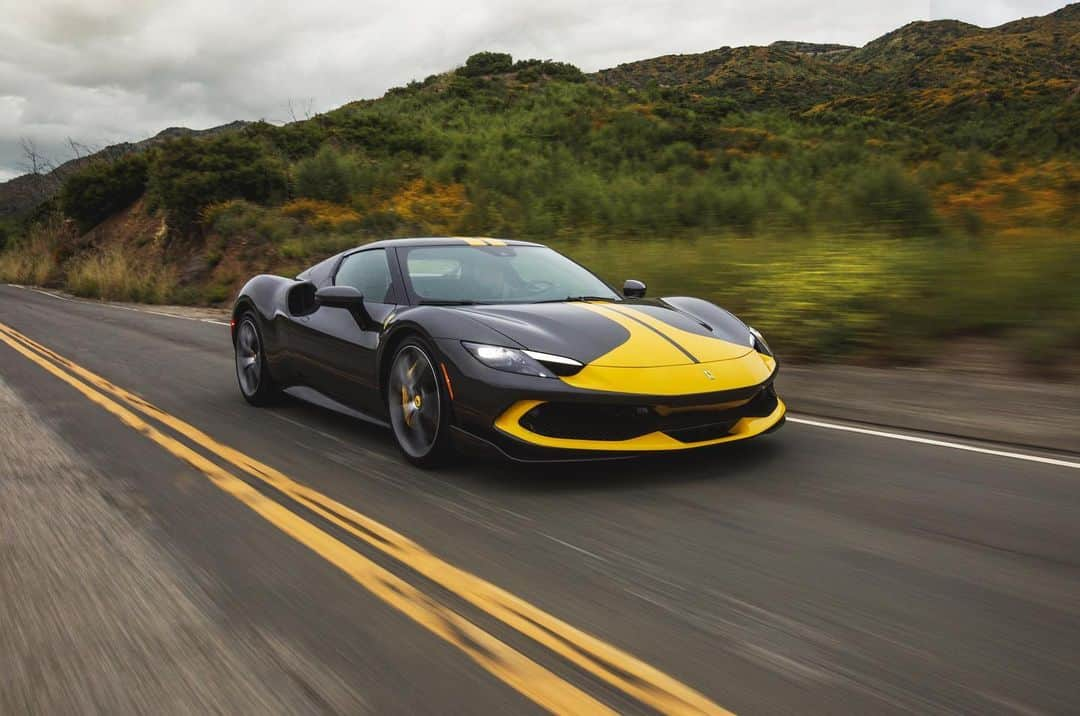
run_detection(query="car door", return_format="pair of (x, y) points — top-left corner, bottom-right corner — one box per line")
(293, 248), (400, 414)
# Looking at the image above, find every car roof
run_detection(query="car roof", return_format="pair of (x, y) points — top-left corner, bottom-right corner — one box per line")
(295, 237), (545, 282)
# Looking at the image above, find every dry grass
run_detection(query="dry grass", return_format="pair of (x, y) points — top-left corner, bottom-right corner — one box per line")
(66, 247), (176, 304)
(0, 242), (54, 286)
(0, 217), (69, 286)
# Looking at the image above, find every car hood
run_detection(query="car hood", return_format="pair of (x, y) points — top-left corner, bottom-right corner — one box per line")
(456, 300), (754, 368)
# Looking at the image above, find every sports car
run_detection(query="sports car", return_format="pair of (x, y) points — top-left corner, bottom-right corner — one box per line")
(232, 237), (785, 465)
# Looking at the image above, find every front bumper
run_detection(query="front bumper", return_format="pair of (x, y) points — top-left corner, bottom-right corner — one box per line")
(434, 338), (785, 461)
(494, 395), (786, 453)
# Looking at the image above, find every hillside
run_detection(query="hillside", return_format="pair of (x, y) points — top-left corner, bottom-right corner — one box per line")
(594, 5), (1079, 140)
(0, 4), (1076, 366)
(0, 122), (249, 218)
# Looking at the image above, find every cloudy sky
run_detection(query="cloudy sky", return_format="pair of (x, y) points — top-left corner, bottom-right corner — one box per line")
(0, 0), (1067, 180)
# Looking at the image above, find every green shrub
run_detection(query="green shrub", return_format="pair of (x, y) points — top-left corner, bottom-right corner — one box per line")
(203, 199), (262, 237)
(458, 52), (514, 77)
(148, 135), (287, 234)
(61, 153), (149, 232)
(536, 61), (585, 83)
(293, 145), (361, 203)
(203, 283), (233, 304)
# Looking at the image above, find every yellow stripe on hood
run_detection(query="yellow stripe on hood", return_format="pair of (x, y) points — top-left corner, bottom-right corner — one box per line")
(574, 303), (693, 367)
(561, 353), (776, 395)
(604, 304), (752, 363)
(559, 303), (773, 395)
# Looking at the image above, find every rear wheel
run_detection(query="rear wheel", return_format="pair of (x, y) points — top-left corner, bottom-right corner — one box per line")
(235, 313), (281, 406)
(387, 338), (454, 467)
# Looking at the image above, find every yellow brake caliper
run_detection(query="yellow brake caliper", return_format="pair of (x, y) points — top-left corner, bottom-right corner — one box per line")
(401, 386), (413, 427)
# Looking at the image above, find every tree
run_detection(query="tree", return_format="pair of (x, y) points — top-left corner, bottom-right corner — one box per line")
(293, 145), (358, 203)
(61, 153), (149, 232)
(458, 52), (514, 77)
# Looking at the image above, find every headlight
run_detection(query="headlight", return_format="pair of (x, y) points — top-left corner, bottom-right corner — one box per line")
(748, 326), (773, 357)
(462, 342), (582, 378)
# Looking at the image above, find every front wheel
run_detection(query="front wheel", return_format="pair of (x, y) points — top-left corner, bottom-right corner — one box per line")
(235, 313), (282, 406)
(387, 338), (455, 467)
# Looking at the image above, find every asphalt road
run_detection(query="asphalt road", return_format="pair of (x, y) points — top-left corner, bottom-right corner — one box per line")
(1, 283), (1078, 715)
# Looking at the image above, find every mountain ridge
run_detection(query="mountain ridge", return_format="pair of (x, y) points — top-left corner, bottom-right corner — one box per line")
(1, 3), (1076, 220)
(0, 122), (250, 218)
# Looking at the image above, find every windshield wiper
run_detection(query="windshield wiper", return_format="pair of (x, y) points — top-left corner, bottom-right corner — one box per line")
(417, 299), (484, 306)
(533, 296), (619, 304)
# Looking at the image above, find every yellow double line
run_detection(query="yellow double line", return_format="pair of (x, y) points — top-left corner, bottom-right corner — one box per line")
(0, 320), (731, 716)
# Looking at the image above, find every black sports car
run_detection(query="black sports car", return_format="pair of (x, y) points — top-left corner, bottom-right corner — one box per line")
(232, 237), (785, 465)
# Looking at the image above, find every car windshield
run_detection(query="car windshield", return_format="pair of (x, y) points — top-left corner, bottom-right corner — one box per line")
(400, 245), (620, 304)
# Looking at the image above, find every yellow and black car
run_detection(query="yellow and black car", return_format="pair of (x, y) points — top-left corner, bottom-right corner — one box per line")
(232, 238), (784, 465)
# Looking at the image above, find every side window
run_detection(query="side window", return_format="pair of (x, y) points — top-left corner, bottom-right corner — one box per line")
(335, 249), (394, 303)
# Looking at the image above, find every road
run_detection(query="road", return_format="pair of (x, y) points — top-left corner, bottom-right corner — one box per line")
(1, 283), (1078, 715)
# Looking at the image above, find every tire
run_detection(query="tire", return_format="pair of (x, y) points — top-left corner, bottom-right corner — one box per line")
(386, 337), (455, 467)
(234, 312), (282, 406)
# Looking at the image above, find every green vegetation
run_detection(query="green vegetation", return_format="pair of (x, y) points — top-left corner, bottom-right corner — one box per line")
(458, 51), (514, 77)
(147, 134), (288, 233)
(1, 3), (1077, 368)
(60, 154), (149, 232)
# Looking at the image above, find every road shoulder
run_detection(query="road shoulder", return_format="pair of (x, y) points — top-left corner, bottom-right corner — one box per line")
(0, 375), (365, 714)
(778, 363), (1079, 453)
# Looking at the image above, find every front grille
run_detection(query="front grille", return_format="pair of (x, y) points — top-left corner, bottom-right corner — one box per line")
(519, 403), (656, 440)
(519, 385), (778, 443)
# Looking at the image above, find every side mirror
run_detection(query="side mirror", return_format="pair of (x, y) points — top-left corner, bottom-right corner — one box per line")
(623, 279), (647, 298)
(315, 285), (365, 309)
(315, 285), (376, 329)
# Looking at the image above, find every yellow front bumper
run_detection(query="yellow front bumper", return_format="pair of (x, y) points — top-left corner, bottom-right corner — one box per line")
(494, 397), (786, 452)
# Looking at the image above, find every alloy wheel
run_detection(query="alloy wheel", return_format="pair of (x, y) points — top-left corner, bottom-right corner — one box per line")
(388, 345), (441, 458)
(235, 319), (262, 397)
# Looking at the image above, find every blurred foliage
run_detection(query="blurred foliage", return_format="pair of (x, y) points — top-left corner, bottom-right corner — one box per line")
(548, 231), (1079, 366)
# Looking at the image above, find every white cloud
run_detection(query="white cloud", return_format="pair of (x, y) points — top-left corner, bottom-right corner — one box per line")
(0, 0), (1069, 178)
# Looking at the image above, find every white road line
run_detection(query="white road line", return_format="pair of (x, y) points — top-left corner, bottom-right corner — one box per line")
(106, 302), (230, 325)
(29, 287), (72, 301)
(7, 284), (229, 326)
(788, 416), (1080, 470)
(539, 532), (610, 563)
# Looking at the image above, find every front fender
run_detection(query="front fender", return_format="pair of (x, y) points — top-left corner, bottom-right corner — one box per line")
(233, 275), (294, 324)
(375, 306), (521, 397)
